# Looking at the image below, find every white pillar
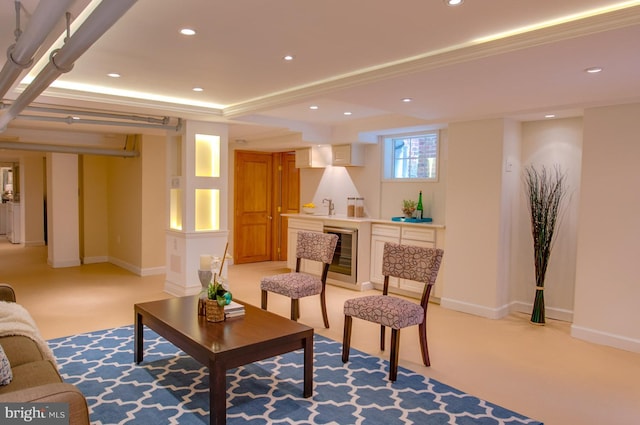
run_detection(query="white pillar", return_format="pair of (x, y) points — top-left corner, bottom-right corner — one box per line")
(164, 120), (229, 296)
(46, 152), (80, 268)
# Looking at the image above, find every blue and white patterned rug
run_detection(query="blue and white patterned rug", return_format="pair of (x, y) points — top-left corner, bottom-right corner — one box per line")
(48, 326), (542, 424)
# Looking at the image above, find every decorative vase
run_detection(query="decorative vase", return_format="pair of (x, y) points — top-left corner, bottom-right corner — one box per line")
(530, 287), (545, 325)
(197, 270), (213, 316)
(205, 299), (225, 322)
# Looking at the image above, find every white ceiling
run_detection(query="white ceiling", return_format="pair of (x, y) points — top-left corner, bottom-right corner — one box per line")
(1, 0), (640, 147)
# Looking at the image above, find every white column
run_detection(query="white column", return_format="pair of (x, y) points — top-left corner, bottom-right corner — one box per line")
(46, 152), (80, 268)
(164, 120), (229, 296)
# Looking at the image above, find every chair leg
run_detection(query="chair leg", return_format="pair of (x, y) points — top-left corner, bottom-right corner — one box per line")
(320, 290), (330, 328)
(342, 315), (352, 363)
(389, 328), (401, 382)
(380, 325), (386, 351)
(418, 322), (430, 367)
(261, 290), (268, 310)
(290, 299), (299, 321)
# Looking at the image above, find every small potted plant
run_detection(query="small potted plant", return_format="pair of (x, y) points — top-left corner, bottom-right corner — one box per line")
(206, 275), (232, 322)
(204, 249), (233, 322)
(402, 199), (417, 218)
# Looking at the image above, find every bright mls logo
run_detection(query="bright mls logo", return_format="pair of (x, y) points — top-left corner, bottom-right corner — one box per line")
(0, 403), (68, 424)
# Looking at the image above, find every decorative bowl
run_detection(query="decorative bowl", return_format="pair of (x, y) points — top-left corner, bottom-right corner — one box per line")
(302, 207), (316, 214)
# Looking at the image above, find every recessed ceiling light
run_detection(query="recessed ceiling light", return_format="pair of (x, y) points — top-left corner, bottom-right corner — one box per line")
(180, 28), (196, 36)
(401, 98), (412, 103)
(107, 73), (120, 78)
(585, 67), (603, 74)
(283, 55), (294, 61)
(309, 105), (319, 110)
(343, 111), (352, 116)
(444, 0), (464, 6)
(545, 114), (556, 119)
(192, 87), (203, 92)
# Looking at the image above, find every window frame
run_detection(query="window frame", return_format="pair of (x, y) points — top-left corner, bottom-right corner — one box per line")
(382, 130), (440, 182)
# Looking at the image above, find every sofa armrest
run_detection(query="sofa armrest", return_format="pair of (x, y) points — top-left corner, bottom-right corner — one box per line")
(0, 383), (89, 425)
(0, 283), (16, 302)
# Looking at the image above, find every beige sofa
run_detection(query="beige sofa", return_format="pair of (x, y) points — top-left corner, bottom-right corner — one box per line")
(0, 283), (89, 425)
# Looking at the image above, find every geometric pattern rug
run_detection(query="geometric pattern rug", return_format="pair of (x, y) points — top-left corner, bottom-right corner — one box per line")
(48, 325), (543, 425)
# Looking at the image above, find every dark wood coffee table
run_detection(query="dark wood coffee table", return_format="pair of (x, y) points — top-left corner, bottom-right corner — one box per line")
(134, 296), (314, 425)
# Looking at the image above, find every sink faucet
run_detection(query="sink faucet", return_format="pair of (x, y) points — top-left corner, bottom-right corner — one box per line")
(323, 198), (334, 215)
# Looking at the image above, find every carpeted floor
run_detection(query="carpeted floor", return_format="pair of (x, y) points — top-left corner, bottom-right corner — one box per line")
(49, 326), (542, 425)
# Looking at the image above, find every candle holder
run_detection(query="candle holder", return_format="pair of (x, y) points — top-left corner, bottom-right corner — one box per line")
(197, 269), (213, 316)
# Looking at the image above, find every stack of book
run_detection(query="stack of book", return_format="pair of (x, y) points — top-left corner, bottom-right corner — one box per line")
(224, 301), (245, 318)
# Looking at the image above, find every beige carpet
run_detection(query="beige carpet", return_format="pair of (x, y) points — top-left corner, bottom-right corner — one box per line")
(2, 240), (638, 425)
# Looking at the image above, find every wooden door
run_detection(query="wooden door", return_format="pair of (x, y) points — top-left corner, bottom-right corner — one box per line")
(234, 151), (273, 264)
(278, 152), (299, 261)
(234, 151), (299, 264)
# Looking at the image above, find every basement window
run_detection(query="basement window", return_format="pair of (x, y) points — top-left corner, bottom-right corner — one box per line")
(383, 131), (439, 181)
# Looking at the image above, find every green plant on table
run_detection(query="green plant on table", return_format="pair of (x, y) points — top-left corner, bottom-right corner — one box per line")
(207, 274), (232, 307)
(206, 253), (233, 307)
(402, 199), (417, 217)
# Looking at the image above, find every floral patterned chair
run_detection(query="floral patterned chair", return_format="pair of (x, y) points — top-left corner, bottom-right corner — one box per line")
(261, 231), (338, 328)
(342, 242), (444, 381)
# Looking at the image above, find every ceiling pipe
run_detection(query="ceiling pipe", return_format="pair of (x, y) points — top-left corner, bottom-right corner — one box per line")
(0, 0), (138, 132)
(16, 113), (181, 132)
(0, 0), (76, 100)
(18, 104), (170, 125)
(0, 140), (139, 157)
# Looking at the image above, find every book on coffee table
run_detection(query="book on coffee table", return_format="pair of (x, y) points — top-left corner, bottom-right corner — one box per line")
(224, 301), (245, 317)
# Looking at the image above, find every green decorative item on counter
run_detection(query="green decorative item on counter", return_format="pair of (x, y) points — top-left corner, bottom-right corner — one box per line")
(417, 190), (424, 219)
(524, 165), (567, 325)
(402, 199), (416, 217)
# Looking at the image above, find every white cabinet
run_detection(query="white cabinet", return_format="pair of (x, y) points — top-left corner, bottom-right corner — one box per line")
(370, 224), (400, 285)
(295, 146), (330, 168)
(0, 203), (5, 235)
(332, 144), (364, 166)
(6, 202), (20, 244)
(287, 218), (324, 272)
(398, 227), (436, 293)
(370, 222), (438, 298)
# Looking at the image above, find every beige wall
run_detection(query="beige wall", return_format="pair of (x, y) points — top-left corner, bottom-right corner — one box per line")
(441, 119), (512, 318)
(572, 103), (640, 351)
(140, 134), (166, 273)
(514, 118), (583, 320)
(21, 154), (45, 246)
(106, 146), (142, 270)
(80, 135), (165, 274)
(81, 155), (109, 262)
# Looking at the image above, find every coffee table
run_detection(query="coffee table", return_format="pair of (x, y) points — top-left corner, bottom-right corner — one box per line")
(134, 296), (314, 425)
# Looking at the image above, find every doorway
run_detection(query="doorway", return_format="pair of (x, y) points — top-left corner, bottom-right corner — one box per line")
(233, 151), (299, 264)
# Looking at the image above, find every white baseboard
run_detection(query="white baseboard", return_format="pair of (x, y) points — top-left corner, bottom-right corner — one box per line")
(24, 240), (45, 247)
(440, 297), (510, 319)
(108, 257), (141, 275)
(328, 278), (373, 292)
(164, 280), (200, 297)
(140, 266), (165, 276)
(510, 301), (574, 322)
(571, 324), (640, 353)
(48, 259), (81, 268)
(83, 256), (108, 264)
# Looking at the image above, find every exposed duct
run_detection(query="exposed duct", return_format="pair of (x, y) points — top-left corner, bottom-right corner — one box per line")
(0, 140), (139, 157)
(14, 114), (182, 131)
(0, 0), (76, 100)
(0, 0), (138, 132)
